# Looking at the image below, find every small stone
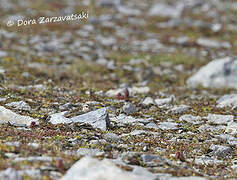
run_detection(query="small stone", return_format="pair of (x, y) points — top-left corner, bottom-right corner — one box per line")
(225, 122), (237, 135)
(76, 148), (104, 157)
(104, 133), (120, 142)
(179, 114), (202, 125)
(141, 154), (170, 167)
(6, 101), (31, 111)
(149, 3), (183, 18)
(206, 114), (234, 125)
(167, 105), (189, 114)
(209, 144), (233, 158)
(142, 97), (154, 105)
(158, 122), (178, 130)
(123, 103), (137, 115)
(0, 50), (8, 57)
(216, 94), (237, 108)
(154, 95), (176, 106)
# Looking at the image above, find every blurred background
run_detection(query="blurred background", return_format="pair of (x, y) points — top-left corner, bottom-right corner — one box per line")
(0, 0), (236, 91)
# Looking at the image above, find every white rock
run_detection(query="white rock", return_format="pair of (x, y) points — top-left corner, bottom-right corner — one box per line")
(158, 122), (178, 130)
(206, 114), (234, 125)
(60, 156), (152, 180)
(149, 3), (183, 18)
(6, 101), (31, 111)
(179, 114), (202, 124)
(187, 57), (237, 89)
(197, 38), (231, 49)
(106, 87), (150, 97)
(142, 97), (154, 105)
(0, 50), (8, 57)
(155, 96), (175, 106)
(225, 122), (237, 135)
(168, 177), (207, 180)
(217, 94), (237, 108)
(49, 108), (110, 131)
(168, 105), (189, 114)
(123, 103), (137, 115)
(0, 106), (37, 126)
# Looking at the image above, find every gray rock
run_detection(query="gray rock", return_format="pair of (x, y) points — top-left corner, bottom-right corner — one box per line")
(97, 0), (123, 7)
(167, 105), (189, 114)
(111, 114), (150, 125)
(154, 95), (176, 107)
(142, 97), (154, 105)
(225, 122), (237, 135)
(0, 50), (8, 57)
(206, 114), (234, 125)
(60, 156), (151, 180)
(106, 87), (150, 97)
(158, 122), (178, 130)
(196, 38), (231, 49)
(6, 101), (31, 111)
(216, 94), (237, 108)
(104, 133), (120, 142)
(195, 156), (223, 165)
(198, 124), (226, 132)
(123, 103), (137, 115)
(168, 177), (207, 180)
(50, 108), (110, 131)
(141, 154), (170, 167)
(145, 122), (159, 129)
(0, 106), (38, 126)
(77, 148), (104, 157)
(179, 114), (202, 125)
(0, 168), (41, 180)
(149, 3), (183, 18)
(209, 144), (233, 158)
(187, 57), (237, 89)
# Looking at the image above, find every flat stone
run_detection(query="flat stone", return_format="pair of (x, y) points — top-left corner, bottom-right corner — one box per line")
(167, 105), (189, 114)
(106, 87), (150, 97)
(6, 101), (31, 111)
(142, 97), (154, 105)
(206, 114), (234, 125)
(50, 108), (110, 131)
(123, 103), (137, 115)
(104, 133), (120, 142)
(97, 0), (123, 7)
(141, 154), (170, 167)
(179, 114), (202, 125)
(187, 57), (237, 89)
(77, 148), (104, 157)
(158, 122), (178, 130)
(197, 38), (231, 49)
(225, 122), (237, 135)
(217, 94), (237, 108)
(60, 156), (151, 180)
(195, 156), (223, 165)
(0, 106), (38, 126)
(0, 50), (8, 57)
(168, 177), (207, 180)
(154, 96), (175, 106)
(149, 3), (183, 18)
(209, 144), (233, 158)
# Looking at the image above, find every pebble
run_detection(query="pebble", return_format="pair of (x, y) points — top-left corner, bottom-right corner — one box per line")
(216, 94), (237, 108)
(6, 101), (31, 111)
(123, 103), (137, 115)
(206, 114), (234, 125)
(167, 105), (190, 114)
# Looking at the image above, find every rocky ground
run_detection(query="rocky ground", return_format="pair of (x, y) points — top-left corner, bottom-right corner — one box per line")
(0, 0), (237, 179)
